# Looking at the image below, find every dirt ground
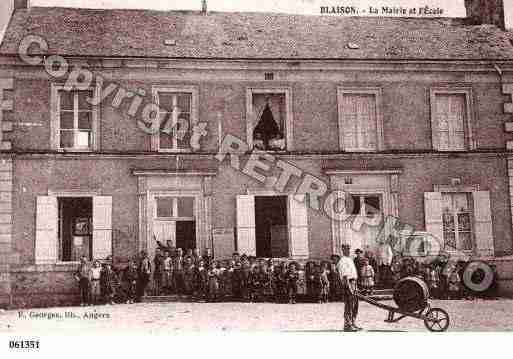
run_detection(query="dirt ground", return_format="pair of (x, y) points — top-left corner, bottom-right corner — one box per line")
(1, 299), (512, 333)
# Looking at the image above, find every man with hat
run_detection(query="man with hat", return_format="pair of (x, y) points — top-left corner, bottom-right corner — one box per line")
(337, 243), (361, 332)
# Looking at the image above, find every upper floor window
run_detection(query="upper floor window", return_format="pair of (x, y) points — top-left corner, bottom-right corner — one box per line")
(430, 88), (474, 151)
(51, 85), (99, 151)
(152, 86), (198, 152)
(246, 88), (293, 151)
(338, 87), (384, 152)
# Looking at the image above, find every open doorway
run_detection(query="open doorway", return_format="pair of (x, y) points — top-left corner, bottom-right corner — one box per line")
(58, 197), (93, 262)
(255, 196), (288, 258)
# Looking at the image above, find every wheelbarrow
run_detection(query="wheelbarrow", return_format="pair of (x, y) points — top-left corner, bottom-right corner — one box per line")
(356, 276), (450, 332)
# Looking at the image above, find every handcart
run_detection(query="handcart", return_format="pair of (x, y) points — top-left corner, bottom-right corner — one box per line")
(356, 276), (450, 332)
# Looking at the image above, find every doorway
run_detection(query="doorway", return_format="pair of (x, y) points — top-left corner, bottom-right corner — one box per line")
(58, 197), (93, 261)
(254, 195), (288, 258)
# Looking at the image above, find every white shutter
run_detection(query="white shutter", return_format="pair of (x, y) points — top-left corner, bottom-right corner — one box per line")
(35, 196), (58, 264)
(472, 191), (494, 257)
(288, 194), (309, 258)
(236, 195), (256, 256)
(424, 192), (443, 248)
(93, 196), (112, 260)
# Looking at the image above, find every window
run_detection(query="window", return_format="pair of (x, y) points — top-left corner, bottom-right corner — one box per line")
(153, 196), (196, 250)
(35, 195), (112, 264)
(347, 194), (382, 218)
(338, 87), (383, 152)
(156, 196), (194, 219)
(51, 85), (99, 150)
(153, 86), (198, 152)
(430, 88), (474, 151)
(442, 192), (473, 251)
(246, 88), (293, 151)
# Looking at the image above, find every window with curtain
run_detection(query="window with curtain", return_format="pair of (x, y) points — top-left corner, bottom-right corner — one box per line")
(251, 93), (286, 151)
(157, 92), (193, 151)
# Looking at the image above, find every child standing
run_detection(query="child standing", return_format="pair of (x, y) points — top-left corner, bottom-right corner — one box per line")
(162, 251), (173, 294)
(123, 259), (138, 304)
(448, 265), (461, 299)
(221, 260), (234, 300)
(195, 260), (208, 301)
(153, 248), (163, 296)
(173, 248), (184, 295)
(183, 256), (196, 296)
(286, 262), (299, 304)
(272, 262), (286, 303)
(89, 260), (102, 305)
(305, 261), (316, 302)
(319, 262), (330, 303)
(240, 259), (252, 302)
(207, 261), (220, 302)
(100, 262), (117, 304)
(360, 258), (375, 295)
(74, 255), (91, 306)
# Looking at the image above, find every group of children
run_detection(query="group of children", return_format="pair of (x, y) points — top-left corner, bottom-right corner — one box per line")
(150, 249), (337, 304)
(75, 246), (483, 306)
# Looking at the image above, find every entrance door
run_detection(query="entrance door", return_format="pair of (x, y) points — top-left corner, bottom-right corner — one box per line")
(255, 196), (288, 258)
(153, 195), (196, 252)
(342, 193), (383, 253)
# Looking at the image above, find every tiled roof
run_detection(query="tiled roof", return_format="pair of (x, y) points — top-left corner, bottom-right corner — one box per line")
(1, 6), (513, 60)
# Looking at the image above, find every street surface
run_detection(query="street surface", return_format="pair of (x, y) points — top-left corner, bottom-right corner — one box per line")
(1, 299), (512, 333)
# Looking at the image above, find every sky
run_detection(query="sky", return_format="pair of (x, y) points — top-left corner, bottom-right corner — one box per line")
(29, 0), (513, 27)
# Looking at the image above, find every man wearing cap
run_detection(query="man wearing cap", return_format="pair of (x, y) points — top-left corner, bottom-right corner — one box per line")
(337, 243), (361, 332)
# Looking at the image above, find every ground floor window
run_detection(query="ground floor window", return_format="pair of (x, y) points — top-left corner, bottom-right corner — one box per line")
(58, 197), (92, 262)
(442, 192), (473, 251)
(153, 196), (196, 250)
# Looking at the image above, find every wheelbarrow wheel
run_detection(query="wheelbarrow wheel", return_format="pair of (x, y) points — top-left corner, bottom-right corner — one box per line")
(424, 308), (450, 332)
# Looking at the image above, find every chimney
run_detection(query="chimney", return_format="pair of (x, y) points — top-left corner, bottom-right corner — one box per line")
(201, 0), (207, 15)
(465, 0), (505, 29)
(14, 0), (29, 9)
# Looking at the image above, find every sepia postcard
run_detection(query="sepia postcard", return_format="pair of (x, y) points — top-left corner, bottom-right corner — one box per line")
(0, 0), (512, 356)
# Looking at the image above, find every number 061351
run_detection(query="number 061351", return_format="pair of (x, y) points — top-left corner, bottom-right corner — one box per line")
(9, 340), (40, 349)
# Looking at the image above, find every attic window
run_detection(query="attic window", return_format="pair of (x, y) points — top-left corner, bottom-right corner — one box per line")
(264, 72), (274, 81)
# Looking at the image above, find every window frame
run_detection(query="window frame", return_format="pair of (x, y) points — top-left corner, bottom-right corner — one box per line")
(430, 87), (475, 151)
(245, 87), (293, 151)
(50, 84), (100, 151)
(152, 86), (199, 153)
(337, 86), (384, 152)
(440, 191), (475, 253)
(155, 195), (195, 221)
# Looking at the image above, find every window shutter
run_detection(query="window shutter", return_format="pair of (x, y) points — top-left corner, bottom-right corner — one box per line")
(472, 191), (494, 257)
(236, 195), (256, 256)
(92, 196), (112, 260)
(35, 196), (58, 264)
(424, 192), (443, 248)
(288, 194), (309, 258)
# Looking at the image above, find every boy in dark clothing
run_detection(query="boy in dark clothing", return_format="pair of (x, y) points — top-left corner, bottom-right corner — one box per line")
(194, 259), (208, 301)
(153, 248), (163, 296)
(231, 260), (242, 300)
(305, 261), (316, 302)
(74, 255), (90, 306)
(240, 259), (252, 301)
(137, 251), (151, 301)
(286, 262), (299, 304)
(123, 259), (138, 304)
(183, 256), (196, 296)
(173, 248), (184, 294)
(101, 262), (117, 304)
(272, 262), (286, 303)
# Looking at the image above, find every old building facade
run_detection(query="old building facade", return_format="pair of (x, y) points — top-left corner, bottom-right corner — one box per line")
(1, 0), (513, 307)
